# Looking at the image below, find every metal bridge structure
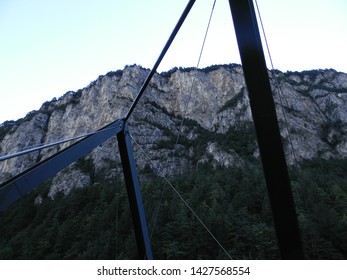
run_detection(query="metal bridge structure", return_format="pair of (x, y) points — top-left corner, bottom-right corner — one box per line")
(0, 0), (304, 260)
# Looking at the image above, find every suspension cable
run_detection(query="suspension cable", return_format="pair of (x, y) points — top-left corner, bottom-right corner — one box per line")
(165, 0), (217, 170)
(197, 0), (217, 67)
(174, 0), (217, 151)
(0, 127), (115, 161)
(149, 0), (218, 245)
(254, 1), (318, 256)
(254, 0), (298, 165)
(130, 133), (232, 259)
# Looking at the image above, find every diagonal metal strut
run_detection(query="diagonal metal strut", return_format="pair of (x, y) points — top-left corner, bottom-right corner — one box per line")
(0, 120), (124, 211)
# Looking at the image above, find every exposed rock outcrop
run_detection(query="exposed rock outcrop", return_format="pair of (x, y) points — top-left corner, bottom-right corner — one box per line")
(1, 64), (346, 196)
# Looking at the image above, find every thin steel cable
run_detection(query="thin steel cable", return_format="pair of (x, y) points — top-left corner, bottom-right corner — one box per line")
(173, 0), (217, 147)
(197, 0), (216, 68)
(148, 0), (218, 243)
(0, 121), (101, 153)
(255, 0), (319, 257)
(171, 0), (217, 152)
(130, 133), (232, 260)
(0, 127), (115, 161)
(254, 0), (299, 165)
(254, 0), (274, 72)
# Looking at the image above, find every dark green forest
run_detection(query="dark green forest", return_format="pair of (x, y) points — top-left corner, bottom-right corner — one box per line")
(0, 158), (346, 259)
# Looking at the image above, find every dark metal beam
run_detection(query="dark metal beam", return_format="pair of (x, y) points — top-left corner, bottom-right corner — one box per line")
(117, 123), (153, 259)
(0, 120), (124, 211)
(228, 0), (304, 259)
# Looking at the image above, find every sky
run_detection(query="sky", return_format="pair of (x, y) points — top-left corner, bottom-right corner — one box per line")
(1, 0), (346, 124)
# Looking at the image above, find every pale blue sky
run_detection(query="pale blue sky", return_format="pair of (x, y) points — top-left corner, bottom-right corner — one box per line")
(1, 0), (346, 123)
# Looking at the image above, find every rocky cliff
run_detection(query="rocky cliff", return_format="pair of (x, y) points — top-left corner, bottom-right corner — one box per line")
(1, 64), (347, 197)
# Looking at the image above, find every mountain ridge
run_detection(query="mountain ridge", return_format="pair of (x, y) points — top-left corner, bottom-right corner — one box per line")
(1, 64), (347, 197)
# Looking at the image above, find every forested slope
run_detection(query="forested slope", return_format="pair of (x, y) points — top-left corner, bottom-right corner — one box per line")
(0, 158), (346, 259)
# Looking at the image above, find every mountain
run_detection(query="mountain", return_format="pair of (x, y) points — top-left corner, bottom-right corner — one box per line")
(0, 64), (347, 259)
(1, 64), (347, 192)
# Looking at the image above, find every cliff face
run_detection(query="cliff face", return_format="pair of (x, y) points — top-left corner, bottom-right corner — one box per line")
(1, 64), (347, 197)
